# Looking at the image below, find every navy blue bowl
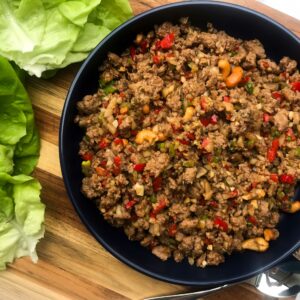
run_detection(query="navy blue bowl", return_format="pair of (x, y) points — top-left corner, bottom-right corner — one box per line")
(59, 1), (300, 286)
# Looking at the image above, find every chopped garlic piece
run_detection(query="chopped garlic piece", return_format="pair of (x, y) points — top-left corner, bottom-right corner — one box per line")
(133, 183), (144, 196)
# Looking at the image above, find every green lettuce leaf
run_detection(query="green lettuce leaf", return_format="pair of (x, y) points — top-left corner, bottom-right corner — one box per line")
(0, 175), (44, 271)
(0, 57), (40, 175)
(0, 57), (44, 270)
(0, 0), (133, 77)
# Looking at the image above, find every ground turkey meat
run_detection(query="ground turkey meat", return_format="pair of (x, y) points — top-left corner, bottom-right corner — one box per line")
(75, 19), (300, 268)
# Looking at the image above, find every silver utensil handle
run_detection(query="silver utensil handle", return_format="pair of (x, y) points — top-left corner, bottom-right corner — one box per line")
(144, 285), (228, 300)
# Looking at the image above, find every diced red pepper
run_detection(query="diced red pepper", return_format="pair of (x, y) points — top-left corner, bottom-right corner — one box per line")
(267, 138), (280, 162)
(263, 113), (270, 123)
(119, 91), (125, 99)
(240, 76), (250, 85)
(291, 81), (300, 92)
(286, 128), (296, 141)
(223, 96), (231, 102)
(153, 55), (160, 64)
(168, 223), (177, 237)
(150, 199), (167, 218)
(202, 137), (210, 149)
(251, 182), (258, 189)
(140, 40), (148, 53)
(134, 163), (146, 172)
(279, 174), (295, 184)
(131, 130), (138, 136)
(114, 156), (121, 167)
(99, 138), (108, 149)
(99, 160), (107, 168)
(200, 97), (207, 110)
(125, 200), (137, 209)
(200, 117), (211, 127)
(204, 237), (212, 245)
(160, 33), (175, 49)
(209, 201), (218, 208)
(270, 174), (279, 183)
(280, 71), (288, 79)
(118, 116), (123, 126)
(154, 108), (162, 114)
(112, 166), (121, 176)
(247, 215), (257, 225)
(130, 46), (136, 60)
(177, 138), (190, 145)
(210, 114), (218, 125)
(114, 138), (123, 145)
(272, 91), (282, 101)
(153, 176), (162, 192)
(226, 114), (232, 121)
(82, 152), (93, 161)
(214, 216), (228, 232)
(186, 132), (195, 140)
(228, 189), (239, 198)
(155, 40), (161, 50)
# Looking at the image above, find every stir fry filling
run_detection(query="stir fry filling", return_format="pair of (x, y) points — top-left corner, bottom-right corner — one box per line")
(75, 19), (300, 267)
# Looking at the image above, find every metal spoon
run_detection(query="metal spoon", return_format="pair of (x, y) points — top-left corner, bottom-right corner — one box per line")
(144, 254), (300, 300)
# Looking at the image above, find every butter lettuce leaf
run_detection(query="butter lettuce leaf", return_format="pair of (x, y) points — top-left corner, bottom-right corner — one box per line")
(0, 0), (133, 77)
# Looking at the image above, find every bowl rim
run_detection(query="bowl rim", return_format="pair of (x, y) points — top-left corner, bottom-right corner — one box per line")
(59, 0), (300, 286)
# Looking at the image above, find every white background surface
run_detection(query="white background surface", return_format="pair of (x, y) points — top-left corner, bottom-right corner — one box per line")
(259, 0), (300, 20)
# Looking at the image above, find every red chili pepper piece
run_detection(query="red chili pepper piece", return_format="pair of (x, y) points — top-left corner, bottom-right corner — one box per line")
(223, 96), (231, 102)
(279, 174), (295, 184)
(131, 130), (138, 136)
(177, 138), (190, 145)
(248, 215), (257, 225)
(112, 166), (121, 176)
(270, 174), (279, 183)
(99, 138), (108, 149)
(228, 189), (239, 198)
(291, 81), (300, 92)
(263, 113), (270, 123)
(160, 33), (175, 49)
(251, 182), (258, 189)
(125, 200), (137, 209)
(153, 55), (160, 64)
(286, 128), (296, 141)
(82, 152), (93, 161)
(130, 46), (136, 60)
(114, 138), (123, 145)
(202, 137), (210, 149)
(272, 91), (282, 101)
(168, 223), (177, 237)
(267, 138), (280, 162)
(214, 216), (228, 232)
(154, 108), (162, 114)
(186, 132), (195, 140)
(114, 156), (121, 167)
(153, 176), (162, 192)
(134, 163), (146, 172)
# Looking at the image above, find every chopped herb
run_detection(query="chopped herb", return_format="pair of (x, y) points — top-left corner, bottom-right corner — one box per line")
(103, 81), (116, 95)
(229, 51), (237, 57)
(245, 82), (254, 94)
(295, 147), (300, 158)
(183, 161), (195, 167)
(150, 195), (157, 203)
(169, 143), (176, 157)
(158, 142), (166, 152)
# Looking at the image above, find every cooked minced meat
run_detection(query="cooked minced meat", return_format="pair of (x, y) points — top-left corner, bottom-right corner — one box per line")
(75, 19), (300, 267)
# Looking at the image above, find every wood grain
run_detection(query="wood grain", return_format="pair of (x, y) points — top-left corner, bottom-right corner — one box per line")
(1, 1), (299, 299)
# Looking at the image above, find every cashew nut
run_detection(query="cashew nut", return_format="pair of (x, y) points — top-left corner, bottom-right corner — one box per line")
(135, 129), (157, 144)
(142, 104), (150, 114)
(120, 106), (128, 114)
(242, 237), (269, 252)
(242, 189), (265, 201)
(264, 229), (278, 242)
(226, 66), (243, 88)
(162, 84), (175, 98)
(183, 106), (196, 122)
(285, 201), (300, 213)
(218, 59), (231, 79)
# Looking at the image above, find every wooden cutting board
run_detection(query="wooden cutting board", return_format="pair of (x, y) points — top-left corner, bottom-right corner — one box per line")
(0, 1), (299, 299)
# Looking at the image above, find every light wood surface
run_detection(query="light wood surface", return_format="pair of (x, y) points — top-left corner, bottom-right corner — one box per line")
(1, 1), (299, 299)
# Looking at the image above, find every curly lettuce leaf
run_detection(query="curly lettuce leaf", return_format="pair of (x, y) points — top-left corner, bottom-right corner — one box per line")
(0, 0), (133, 77)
